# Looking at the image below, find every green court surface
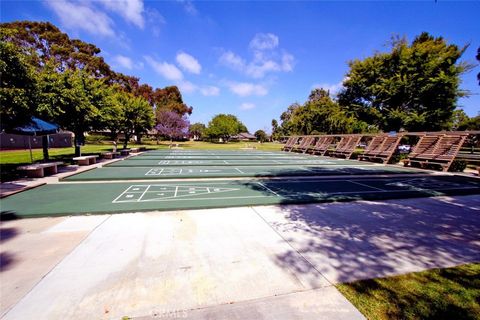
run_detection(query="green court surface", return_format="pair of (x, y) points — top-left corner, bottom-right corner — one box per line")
(133, 154), (312, 160)
(63, 165), (422, 181)
(2, 175), (480, 217)
(106, 158), (363, 167)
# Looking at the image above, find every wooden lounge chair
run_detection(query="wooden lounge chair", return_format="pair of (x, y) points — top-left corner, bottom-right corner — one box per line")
(330, 135), (362, 159)
(403, 134), (467, 171)
(281, 136), (298, 151)
(359, 135), (402, 164)
(309, 136), (334, 155)
(358, 136), (385, 161)
(292, 136), (315, 153)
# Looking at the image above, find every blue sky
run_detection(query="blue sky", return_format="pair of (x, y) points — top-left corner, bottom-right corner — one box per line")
(2, 1), (479, 133)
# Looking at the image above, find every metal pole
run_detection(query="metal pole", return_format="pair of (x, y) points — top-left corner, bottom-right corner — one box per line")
(28, 136), (33, 163)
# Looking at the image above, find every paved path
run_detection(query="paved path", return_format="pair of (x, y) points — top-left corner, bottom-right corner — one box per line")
(2, 195), (480, 319)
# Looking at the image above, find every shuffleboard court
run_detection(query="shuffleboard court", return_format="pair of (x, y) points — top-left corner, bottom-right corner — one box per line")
(133, 154), (313, 160)
(106, 158), (364, 167)
(2, 175), (479, 217)
(63, 165), (423, 181)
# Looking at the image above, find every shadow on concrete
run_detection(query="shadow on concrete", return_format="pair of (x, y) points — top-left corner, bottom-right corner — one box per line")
(257, 197), (480, 284)
(0, 252), (16, 272)
(0, 227), (18, 243)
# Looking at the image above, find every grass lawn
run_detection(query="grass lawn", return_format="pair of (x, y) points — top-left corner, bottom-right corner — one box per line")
(336, 263), (480, 320)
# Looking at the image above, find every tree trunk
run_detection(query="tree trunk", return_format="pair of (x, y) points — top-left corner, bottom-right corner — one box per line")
(123, 133), (129, 149)
(136, 133), (142, 144)
(74, 132), (84, 157)
(42, 135), (50, 161)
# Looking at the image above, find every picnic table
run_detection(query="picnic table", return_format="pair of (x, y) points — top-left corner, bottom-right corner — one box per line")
(73, 155), (99, 166)
(17, 162), (63, 178)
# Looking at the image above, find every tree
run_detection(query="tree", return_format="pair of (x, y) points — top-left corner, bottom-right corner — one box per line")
(271, 119), (282, 141)
(338, 32), (471, 132)
(36, 65), (110, 156)
(153, 86), (193, 116)
(477, 47), (480, 86)
(254, 130), (268, 142)
(189, 123), (206, 140)
(1, 21), (115, 80)
(113, 91), (154, 149)
(155, 109), (190, 143)
(278, 88), (370, 135)
(451, 109), (470, 130)
(0, 41), (38, 130)
(205, 114), (247, 142)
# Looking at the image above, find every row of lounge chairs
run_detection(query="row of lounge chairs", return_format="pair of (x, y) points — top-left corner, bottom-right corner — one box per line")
(281, 131), (474, 171)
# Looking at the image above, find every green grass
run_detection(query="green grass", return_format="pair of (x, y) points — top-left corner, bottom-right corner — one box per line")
(336, 263), (480, 320)
(0, 141), (282, 181)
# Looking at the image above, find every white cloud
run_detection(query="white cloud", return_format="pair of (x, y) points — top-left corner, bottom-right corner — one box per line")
(100, 0), (145, 28)
(246, 60), (280, 79)
(240, 103), (256, 110)
(178, 80), (197, 93)
(219, 51), (246, 71)
(200, 86), (220, 96)
(177, 0), (198, 15)
(249, 33), (279, 51)
(219, 33), (295, 79)
(176, 52), (201, 74)
(227, 82), (268, 97)
(113, 55), (133, 70)
(144, 56), (183, 81)
(46, 0), (115, 37)
(281, 52), (295, 72)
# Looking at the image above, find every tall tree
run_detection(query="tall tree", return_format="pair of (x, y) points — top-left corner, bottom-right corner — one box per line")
(154, 86), (193, 116)
(0, 41), (38, 130)
(114, 91), (155, 149)
(282, 88), (367, 135)
(254, 129), (268, 142)
(36, 64), (109, 156)
(1, 21), (115, 80)
(338, 32), (471, 131)
(205, 114), (247, 142)
(477, 47), (480, 86)
(189, 122), (206, 140)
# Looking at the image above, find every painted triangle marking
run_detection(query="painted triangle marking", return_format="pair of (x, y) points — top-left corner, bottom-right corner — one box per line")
(132, 184), (240, 202)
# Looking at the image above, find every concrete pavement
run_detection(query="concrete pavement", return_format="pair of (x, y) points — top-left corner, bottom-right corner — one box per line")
(2, 195), (480, 319)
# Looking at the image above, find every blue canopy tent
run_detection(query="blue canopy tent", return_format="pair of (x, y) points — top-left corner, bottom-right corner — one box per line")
(4, 117), (60, 163)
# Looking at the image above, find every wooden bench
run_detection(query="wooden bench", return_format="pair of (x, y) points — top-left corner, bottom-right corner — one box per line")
(101, 152), (120, 159)
(73, 155), (99, 166)
(403, 134), (467, 171)
(17, 162), (63, 178)
(119, 149), (131, 156)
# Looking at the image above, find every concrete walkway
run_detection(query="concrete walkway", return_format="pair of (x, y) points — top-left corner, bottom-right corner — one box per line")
(2, 195), (480, 319)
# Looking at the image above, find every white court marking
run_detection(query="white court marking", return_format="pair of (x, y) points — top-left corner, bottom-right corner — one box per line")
(112, 183), (278, 203)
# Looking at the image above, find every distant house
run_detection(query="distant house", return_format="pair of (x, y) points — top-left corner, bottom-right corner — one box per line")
(231, 132), (257, 141)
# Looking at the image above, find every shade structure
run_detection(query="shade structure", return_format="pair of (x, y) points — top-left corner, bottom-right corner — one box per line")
(2, 117), (60, 163)
(8, 117), (59, 136)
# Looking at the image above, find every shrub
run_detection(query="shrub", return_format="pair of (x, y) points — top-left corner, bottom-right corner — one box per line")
(448, 160), (467, 172)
